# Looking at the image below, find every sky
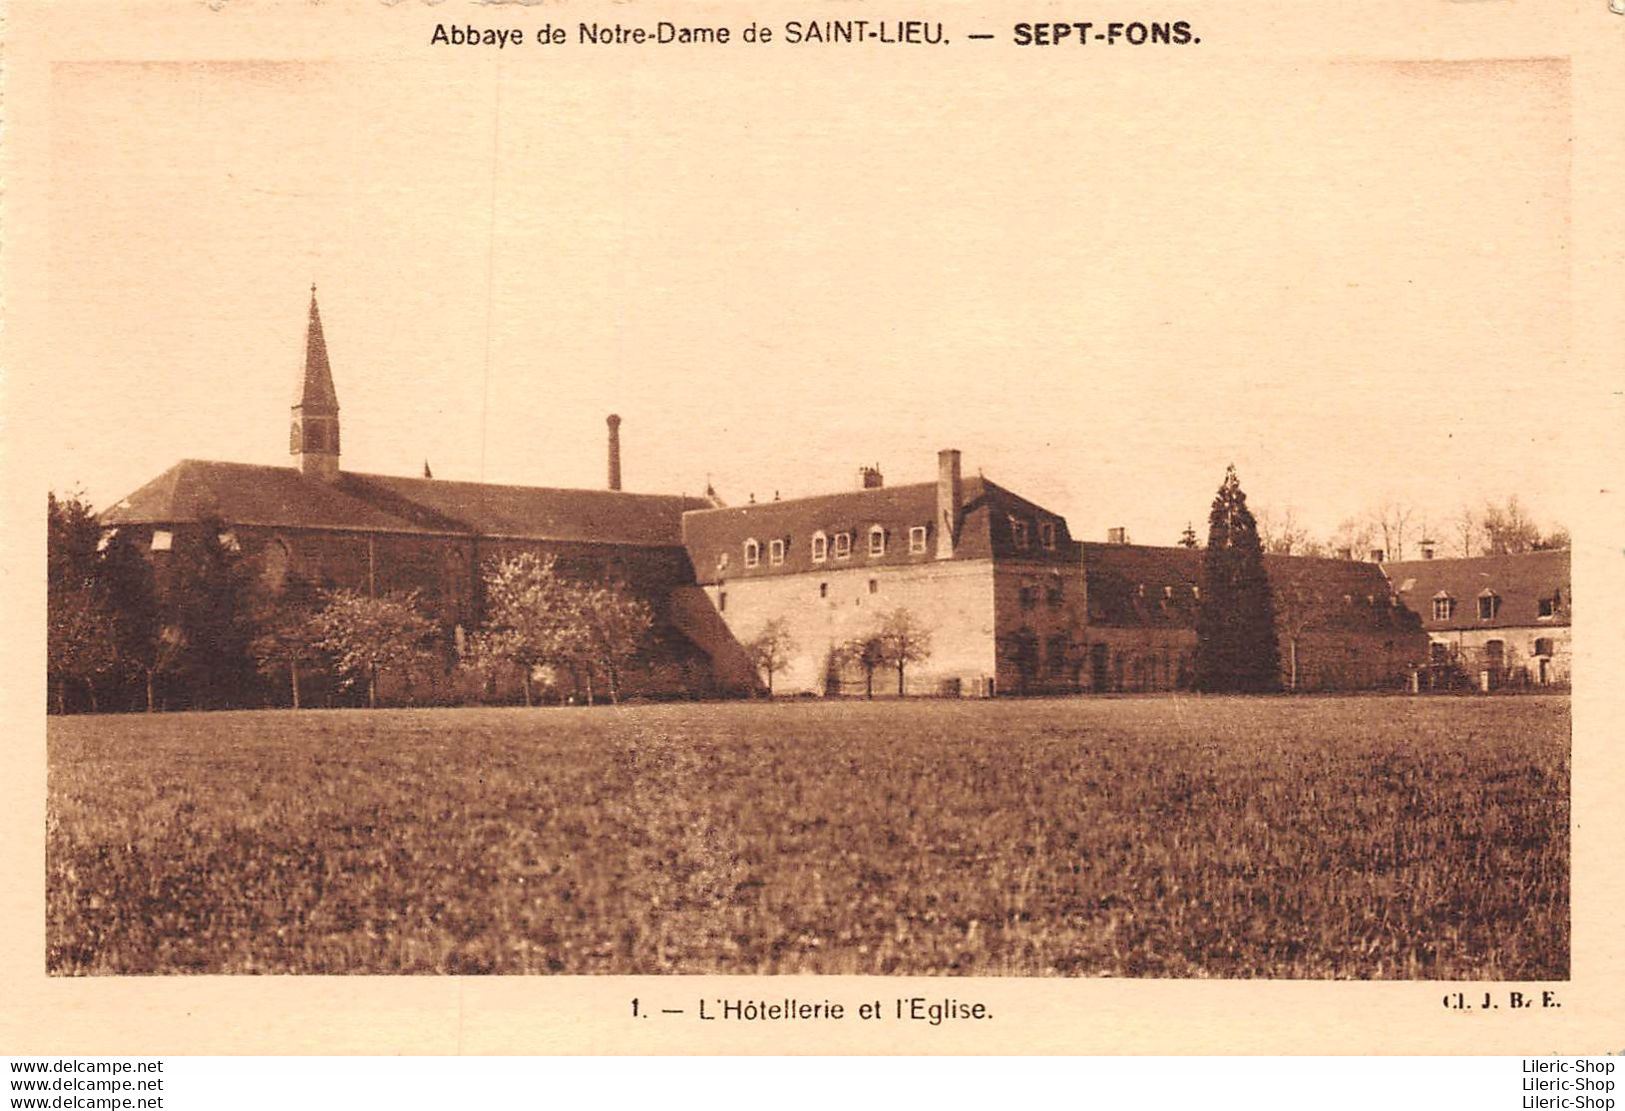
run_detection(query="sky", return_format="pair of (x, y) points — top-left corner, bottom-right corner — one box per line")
(38, 43), (1573, 549)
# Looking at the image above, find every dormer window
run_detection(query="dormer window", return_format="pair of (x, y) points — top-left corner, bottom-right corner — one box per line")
(909, 525), (927, 554)
(744, 539), (760, 568)
(1477, 590), (1500, 621)
(1539, 591), (1561, 618)
(1039, 521), (1057, 550)
(1010, 517), (1029, 549)
(1432, 593), (1455, 621)
(811, 531), (828, 563)
(834, 532), (852, 559)
(868, 525), (886, 557)
(769, 538), (786, 566)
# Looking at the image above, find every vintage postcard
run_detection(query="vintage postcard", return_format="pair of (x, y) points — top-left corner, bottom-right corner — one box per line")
(4, 0), (1623, 1056)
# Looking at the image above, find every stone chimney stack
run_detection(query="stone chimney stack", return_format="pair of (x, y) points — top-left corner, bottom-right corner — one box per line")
(858, 464), (884, 489)
(1421, 539), (1436, 560)
(606, 414), (622, 491)
(1107, 527), (1129, 545)
(1369, 547), (1386, 563)
(935, 449), (962, 560)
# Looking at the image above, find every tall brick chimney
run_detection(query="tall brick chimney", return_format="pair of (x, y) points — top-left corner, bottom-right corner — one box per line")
(935, 449), (961, 560)
(606, 414), (622, 491)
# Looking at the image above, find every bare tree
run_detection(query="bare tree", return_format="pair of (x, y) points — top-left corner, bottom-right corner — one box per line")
(875, 607), (934, 697)
(1453, 506), (1478, 558)
(1255, 506), (1312, 556)
(1330, 517), (1376, 561)
(745, 618), (797, 695)
(1480, 496), (1542, 555)
(1368, 501), (1416, 562)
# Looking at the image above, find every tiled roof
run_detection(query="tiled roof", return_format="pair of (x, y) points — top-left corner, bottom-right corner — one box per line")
(101, 460), (440, 534)
(100, 460), (709, 546)
(680, 477), (1080, 584)
(350, 473), (708, 546)
(1080, 541), (1414, 633)
(1383, 549), (1570, 630)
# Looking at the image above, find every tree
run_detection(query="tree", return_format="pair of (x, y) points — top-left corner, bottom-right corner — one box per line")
(96, 528), (171, 712)
(1535, 526), (1570, 551)
(875, 607), (933, 697)
(745, 618), (797, 695)
(1255, 505), (1307, 556)
(248, 577), (325, 709)
(1194, 465), (1280, 693)
(47, 493), (115, 712)
(1452, 507), (1478, 558)
(1368, 500), (1416, 562)
(571, 581), (653, 705)
(313, 589), (437, 708)
(836, 635), (887, 699)
(470, 553), (577, 706)
(468, 553), (653, 706)
(169, 521), (256, 709)
(1480, 496), (1542, 555)
(1178, 522), (1200, 550)
(1330, 516), (1377, 561)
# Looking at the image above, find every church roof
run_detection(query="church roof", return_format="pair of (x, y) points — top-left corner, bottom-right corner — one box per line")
(1383, 549), (1570, 630)
(297, 290), (339, 412)
(100, 459), (710, 546)
(680, 476), (1081, 584)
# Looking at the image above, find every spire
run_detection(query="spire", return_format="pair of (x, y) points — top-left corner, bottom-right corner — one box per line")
(291, 284), (341, 482)
(299, 284), (340, 412)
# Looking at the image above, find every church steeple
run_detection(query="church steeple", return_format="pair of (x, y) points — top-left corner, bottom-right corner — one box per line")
(290, 284), (341, 482)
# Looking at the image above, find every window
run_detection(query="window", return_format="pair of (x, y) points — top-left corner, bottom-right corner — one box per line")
(716, 552), (731, 572)
(743, 539), (760, 568)
(769, 538), (785, 566)
(811, 531), (828, 563)
(909, 525), (927, 554)
(1039, 521), (1057, 550)
(868, 579), (879, 595)
(1539, 592), (1559, 618)
(834, 532), (852, 559)
(1478, 591), (1500, 621)
(1048, 575), (1065, 607)
(97, 528), (118, 552)
(1019, 581), (1039, 609)
(217, 530), (240, 552)
(1046, 634), (1069, 678)
(719, 591), (727, 612)
(1010, 516), (1029, 549)
(150, 529), (173, 552)
(1432, 594), (1455, 621)
(1534, 637), (1554, 657)
(868, 525), (886, 556)
(819, 582), (828, 599)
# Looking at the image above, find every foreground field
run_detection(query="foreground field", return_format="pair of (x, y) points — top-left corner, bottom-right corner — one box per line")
(47, 696), (1568, 978)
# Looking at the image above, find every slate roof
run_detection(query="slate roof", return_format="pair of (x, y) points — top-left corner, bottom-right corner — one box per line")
(1080, 541), (1415, 633)
(100, 459), (709, 546)
(1383, 549), (1570, 631)
(680, 477), (1081, 584)
(297, 292), (339, 412)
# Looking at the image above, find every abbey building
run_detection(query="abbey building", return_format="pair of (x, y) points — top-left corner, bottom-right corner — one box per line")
(98, 292), (1565, 702)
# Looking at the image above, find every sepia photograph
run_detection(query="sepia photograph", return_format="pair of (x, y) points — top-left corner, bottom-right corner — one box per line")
(8, 0), (1621, 1059)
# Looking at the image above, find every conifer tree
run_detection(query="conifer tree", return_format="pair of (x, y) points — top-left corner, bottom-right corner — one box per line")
(1194, 465), (1280, 693)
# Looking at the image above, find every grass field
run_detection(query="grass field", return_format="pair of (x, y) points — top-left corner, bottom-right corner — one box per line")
(46, 695), (1569, 978)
